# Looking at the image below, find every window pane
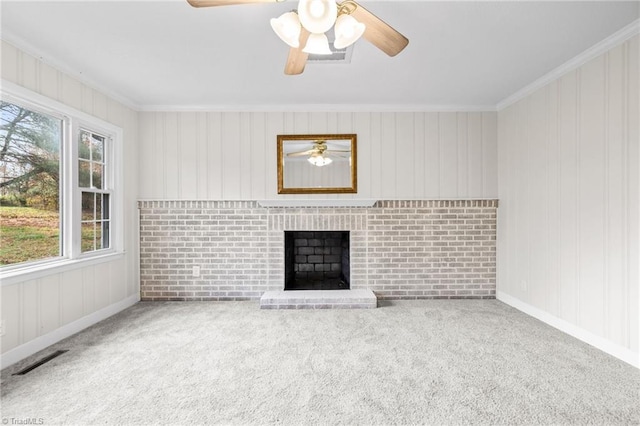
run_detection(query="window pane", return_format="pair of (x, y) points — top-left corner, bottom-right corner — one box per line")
(91, 134), (104, 162)
(0, 101), (62, 266)
(79, 131), (91, 160)
(92, 163), (103, 189)
(81, 192), (95, 221)
(102, 194), (110, 220)
(101, 221), (110, 249)
(81, 222), (95, 253)
(96, 193), (102, 220)
(79, 160), (91, 187)
(95, 222), (102, 250)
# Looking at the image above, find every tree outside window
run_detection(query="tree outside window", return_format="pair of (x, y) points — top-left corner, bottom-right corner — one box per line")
(0, 101), (62, 265)
(1, 98), (115, 267)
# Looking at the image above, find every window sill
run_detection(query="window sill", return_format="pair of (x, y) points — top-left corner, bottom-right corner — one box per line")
(1, 252), (125, 286)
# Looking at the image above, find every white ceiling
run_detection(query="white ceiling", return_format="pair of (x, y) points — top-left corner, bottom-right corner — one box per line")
(1, 0), (638, 110)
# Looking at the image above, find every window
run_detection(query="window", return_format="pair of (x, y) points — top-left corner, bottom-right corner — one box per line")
(0, 85), (121, 274)
(1, 102), (63, 265)
(79, 130), (110, 253)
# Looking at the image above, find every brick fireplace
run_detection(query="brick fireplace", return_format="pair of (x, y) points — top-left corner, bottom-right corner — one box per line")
(138, 200), (497, 301)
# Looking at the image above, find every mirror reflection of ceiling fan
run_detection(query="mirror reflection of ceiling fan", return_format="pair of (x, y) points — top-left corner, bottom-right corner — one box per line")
(287, 140), (350, 167)
(187, 0), (409, 75)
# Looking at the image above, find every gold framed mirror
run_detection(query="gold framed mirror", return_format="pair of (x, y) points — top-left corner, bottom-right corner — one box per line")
(277, 134), (357, 194)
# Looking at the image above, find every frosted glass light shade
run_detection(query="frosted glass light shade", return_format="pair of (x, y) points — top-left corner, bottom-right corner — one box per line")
(334, 14), (365, 49)
(302, 32), (332, 54)
(270, 12), (302, 48)
(297, 0), (337, 34)
(308, 154), (332, 167)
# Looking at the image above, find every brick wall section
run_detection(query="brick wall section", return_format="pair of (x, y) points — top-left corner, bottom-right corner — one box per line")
(366, 200), (496, 299)
(139, 201), (268, 301)
(138, 200), (497, 301)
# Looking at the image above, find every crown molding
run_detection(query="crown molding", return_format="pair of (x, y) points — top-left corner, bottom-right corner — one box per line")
(138, 104), (497, 112)
(497, 18), (640, 111)
(1, 34), (142, 112)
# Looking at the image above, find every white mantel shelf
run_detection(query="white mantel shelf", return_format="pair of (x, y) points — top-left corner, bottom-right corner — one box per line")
(257, 200), (378, 208)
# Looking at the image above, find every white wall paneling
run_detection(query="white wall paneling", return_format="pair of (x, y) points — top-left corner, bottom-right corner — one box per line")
(497, 35), (640, 367)
(138, 111), (498, 200)
(0, 41), (140, 367)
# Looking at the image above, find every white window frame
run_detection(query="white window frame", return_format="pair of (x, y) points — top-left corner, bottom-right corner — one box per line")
(1, 81), (123, 285)
(76, 127), (113, 256)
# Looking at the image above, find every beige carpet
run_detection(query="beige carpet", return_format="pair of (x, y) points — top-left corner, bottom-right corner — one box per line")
(1, 300), (639, 425)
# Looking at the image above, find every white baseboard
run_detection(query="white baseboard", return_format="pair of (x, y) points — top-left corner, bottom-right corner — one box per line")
(0, 294), (139, 369)
(497, 291), (639, 369)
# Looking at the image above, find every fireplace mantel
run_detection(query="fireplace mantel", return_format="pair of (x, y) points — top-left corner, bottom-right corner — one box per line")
(257, 199), (377, 208)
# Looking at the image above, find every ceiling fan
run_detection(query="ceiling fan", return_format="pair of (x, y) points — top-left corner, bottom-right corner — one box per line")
(187, 0), (409, 75)
(287, 139), (350, 166)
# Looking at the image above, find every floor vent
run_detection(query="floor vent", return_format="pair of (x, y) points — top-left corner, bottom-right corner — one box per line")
(13, 350), (68, 375)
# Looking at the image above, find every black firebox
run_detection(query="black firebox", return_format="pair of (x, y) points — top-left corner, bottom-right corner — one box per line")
(284, 231), (350, 290)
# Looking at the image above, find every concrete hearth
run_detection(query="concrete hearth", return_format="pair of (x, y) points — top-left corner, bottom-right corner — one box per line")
(260, 289), (377, 309)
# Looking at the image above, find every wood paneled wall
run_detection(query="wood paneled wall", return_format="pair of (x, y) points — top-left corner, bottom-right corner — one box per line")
(1, 41), (140, 364)
(138, 111), (498, 200)
(497, 35), (639, 365)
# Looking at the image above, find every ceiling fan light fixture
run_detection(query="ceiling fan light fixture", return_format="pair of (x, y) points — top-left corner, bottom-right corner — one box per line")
(333, 14), (365, 49)
(297, 0), (337, 34)
(270, 11), (301, 48)
(308, 154), (332, 167)
(302, 32), (332, 55)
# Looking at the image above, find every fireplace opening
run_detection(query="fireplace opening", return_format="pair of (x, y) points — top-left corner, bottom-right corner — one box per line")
(284, 231), (350, 290)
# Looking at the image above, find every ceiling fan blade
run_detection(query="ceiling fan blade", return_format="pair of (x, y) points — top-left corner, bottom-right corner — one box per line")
(349, 1), (409, 57)
(284, 28), (310, 75)
(324, 151), (350, 157)
(287, 150), (316, 157)
(187, 0), (277, 7)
